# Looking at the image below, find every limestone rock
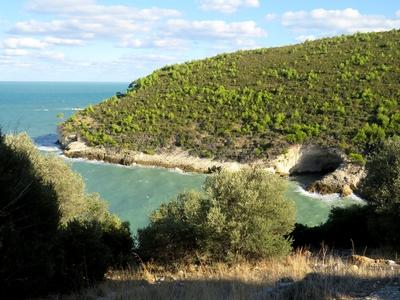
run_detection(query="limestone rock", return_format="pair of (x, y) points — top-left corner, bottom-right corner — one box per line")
(65, 141), (89, 152)
(308, 163), (366, 195)
(341, 185), (353, 197)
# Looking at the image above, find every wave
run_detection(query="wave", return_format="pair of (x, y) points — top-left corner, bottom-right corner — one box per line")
(61, 155), (197, 176)
(62, 156), (139, 169)
(37, 145), (63, 154)
(61, 107), (84, 111)
(293, 184), (365, 204)
(33, 107), (84, 112)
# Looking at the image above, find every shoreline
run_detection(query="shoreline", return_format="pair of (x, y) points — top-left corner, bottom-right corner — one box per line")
(58, 134), (366, 197)
(60, 140), (259, 174)
(60, 143), (365, 202)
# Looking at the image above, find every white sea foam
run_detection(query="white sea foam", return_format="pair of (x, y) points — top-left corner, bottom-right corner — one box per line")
(36, 145), (63, 154)
(60, 155), (197, 176)
(33, 107), (84, 112)
(61, 107), (84, 111)
(294, 184), (365, 204)
(62, 156), (139, 170)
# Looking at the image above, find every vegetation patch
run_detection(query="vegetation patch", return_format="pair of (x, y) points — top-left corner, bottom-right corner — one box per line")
(136, 168), (295, 263)
(0, 133), (134, 298)
(62, 30), (400, 162)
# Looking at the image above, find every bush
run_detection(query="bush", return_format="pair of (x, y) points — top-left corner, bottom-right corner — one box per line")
(0, 132), (60, 298)
(292, 204), (400, 251)
(292, 205), (372, 249)
(54, 221), (112, 292)
(0, 133), (134, 298)
(137, 168), (296, 262)
(359, 137), (400, 212)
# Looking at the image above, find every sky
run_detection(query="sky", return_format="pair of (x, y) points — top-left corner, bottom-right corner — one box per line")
(0, 0), (399, 82)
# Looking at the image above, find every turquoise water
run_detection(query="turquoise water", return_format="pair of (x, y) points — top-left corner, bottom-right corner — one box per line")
(0, 82), (363, 232)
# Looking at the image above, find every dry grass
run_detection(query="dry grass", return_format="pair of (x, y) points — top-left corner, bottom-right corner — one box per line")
(49, 250), (400, 300)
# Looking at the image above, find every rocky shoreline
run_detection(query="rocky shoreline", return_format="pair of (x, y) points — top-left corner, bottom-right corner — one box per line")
(59, 132), (366, 197)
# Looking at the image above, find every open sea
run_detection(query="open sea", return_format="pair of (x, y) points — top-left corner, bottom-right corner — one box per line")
(0, 82), (363, 232)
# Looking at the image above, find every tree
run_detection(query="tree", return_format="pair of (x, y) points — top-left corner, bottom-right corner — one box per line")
(137, 168), (296, 262)
(0, 133), (134, 297)
(0, 132), (60, 298)
(359, 137), (400, 212)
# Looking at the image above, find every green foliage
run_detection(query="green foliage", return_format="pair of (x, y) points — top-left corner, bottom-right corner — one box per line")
(0, 133), (134, 297)
(61, 30), (400, 161)
(348, 152), (366, 165)
(137, 168), (295, 262)
(5, 133), (121, 226)
(0, 132), (60, 298)
(292, 204), (400, 251)
(359, 137), (400, 212)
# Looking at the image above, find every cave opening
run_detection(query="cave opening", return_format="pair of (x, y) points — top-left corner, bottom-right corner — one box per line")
(288, 151), (343, 176)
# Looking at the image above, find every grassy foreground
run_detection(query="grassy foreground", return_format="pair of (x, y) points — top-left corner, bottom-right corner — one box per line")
(50, 250), (400, 300)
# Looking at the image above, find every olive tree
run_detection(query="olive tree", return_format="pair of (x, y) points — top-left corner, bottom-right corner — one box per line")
(137, 167), (296, 262)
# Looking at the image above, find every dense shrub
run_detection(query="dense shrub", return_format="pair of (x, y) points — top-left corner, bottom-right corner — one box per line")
(5, 133), (122, 226)
(292, 205), (372, 249)
(359, 137), (400, 212)
(0, 132), (60, 298)
(0, 133), (134, 298)
(137, 168), (296, 262)
(54, 221), (112, 292)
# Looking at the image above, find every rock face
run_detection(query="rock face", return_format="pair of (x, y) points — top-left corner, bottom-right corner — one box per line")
(59, 139), (245, 173)
(58, 128), (366, 196)
(307, 163), (366, 196)
(268, 144), (366, 196)
(268, 144), (344, 175)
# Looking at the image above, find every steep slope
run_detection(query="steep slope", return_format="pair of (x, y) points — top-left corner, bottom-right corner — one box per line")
(60, 30), (400, 164)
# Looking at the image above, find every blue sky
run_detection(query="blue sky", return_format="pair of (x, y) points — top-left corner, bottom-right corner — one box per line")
(0, 0), (399, 82)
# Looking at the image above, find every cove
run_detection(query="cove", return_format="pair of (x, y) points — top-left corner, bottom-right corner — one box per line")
(70, 159), (364, 233)
(0, 82), (364, 234)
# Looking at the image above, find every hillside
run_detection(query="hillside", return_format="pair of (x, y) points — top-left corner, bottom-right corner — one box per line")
(61, 30), (400, 163)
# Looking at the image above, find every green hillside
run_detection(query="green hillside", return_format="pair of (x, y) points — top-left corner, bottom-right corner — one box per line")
(61, 30), (400, 162)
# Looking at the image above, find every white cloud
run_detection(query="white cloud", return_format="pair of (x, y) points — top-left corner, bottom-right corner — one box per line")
(166, 20), (266, 40)
(118, 36), (187, 50)
(3, 49), (29, 56)
(11, 19), (147, 38)
(36, 51), (65, 61)
(396, 10), (400, 17)
(296, 35), (316, 42)
(43, 37), (83, 46)
(265, 14), (277, 21)
(12, 2), (181, 45)
(27, 0), (180, 20)
(3, 37), (47, 49)
(200, 0), (260, 13)
(281, 8), (400, 34)
(2, 37), (83, 49)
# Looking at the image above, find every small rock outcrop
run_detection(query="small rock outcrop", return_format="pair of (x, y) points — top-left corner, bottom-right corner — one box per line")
(307, 163), (366, 196)
(268, 144), (365, 195)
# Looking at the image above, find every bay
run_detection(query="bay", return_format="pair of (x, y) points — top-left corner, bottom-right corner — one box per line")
(0, 82), (363, 232)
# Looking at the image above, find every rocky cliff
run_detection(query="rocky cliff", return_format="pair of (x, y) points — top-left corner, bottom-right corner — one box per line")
(59, 131), (365, 197)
